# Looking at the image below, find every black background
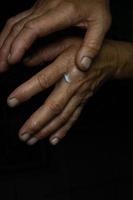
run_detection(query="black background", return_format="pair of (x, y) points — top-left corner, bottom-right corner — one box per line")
(0, 0), (133, 199)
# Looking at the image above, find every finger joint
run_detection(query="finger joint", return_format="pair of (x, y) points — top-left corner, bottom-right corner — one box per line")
(36, 73), (49, 90)
(48, 102), (63, 115)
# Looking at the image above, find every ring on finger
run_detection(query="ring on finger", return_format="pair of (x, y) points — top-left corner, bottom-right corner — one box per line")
(63, 73), (71, 84)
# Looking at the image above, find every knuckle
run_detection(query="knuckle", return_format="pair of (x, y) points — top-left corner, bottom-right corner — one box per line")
(12, 23), (22, 34)
(48, 102), (63, 114)
(29, 120), (40, 133)
(6, 17), (15, 27)
(59, 114), (67, 125)
(36, 73), (49, 90)
(24, 21), (39, 37)
(24, 21), (34, 29)
(71, 110), (81, 123)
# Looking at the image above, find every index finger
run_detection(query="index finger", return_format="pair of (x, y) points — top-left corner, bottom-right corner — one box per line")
(7, 58), (66, 107)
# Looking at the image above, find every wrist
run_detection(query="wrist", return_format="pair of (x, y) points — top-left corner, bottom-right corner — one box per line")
(96, 40), (133, 80)
(113, 41), (133, 79)
(92, 40), (121, 81)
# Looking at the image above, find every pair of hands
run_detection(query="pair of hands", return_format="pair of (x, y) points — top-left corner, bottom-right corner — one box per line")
(0, 0), (113, 145)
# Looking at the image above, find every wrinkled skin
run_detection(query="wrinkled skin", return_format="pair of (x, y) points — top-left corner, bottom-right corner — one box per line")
(7, 36), (133, 146)
(0, 0), (111, 72)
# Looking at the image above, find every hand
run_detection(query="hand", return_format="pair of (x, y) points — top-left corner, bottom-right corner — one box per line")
(0, 0), (111, 72)
(7, 37), (119, 146)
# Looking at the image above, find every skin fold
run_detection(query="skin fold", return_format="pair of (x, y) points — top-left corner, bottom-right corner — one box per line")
(0, 0), (111, 72)
(6, 37), (133, 145)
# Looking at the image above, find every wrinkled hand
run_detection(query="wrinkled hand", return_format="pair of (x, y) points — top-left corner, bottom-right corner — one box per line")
(0, 0), (111, 72)
(7, 37), (118, 146)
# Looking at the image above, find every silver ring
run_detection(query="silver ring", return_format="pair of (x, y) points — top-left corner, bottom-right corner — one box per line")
(64, 73), (71, 84)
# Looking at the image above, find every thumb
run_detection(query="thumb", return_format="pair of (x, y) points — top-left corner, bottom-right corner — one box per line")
(76, 22), (107, 71)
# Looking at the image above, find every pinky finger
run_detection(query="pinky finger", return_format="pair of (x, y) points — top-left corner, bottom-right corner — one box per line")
(49, 106), (83, 146)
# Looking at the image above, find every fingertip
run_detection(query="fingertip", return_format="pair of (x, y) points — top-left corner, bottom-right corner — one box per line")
(27, 137), (39, 145)
(19, 133), (30, 142)
(49, 137), (60, 146)
(7, 97), (19, 107)
(76, 51), (92, 72)
(80, 56), (92, 70)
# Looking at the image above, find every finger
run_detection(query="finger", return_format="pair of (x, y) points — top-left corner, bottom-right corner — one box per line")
(32, 91), (92, 145)
(8, 3), (77, 64)
(48, 93), (92, 145)
(0, 0), (49, 50)
(24, 38), (74, 67)
(0, 10), (33, 72)
(24, 44), (63, 67)
(49, 106), (83, 146)
(76, 21), (108, 71)
(18, 78), (79, 141)
(0, 0), (46, 50)
(26, 93), (85, 145)
(7, 58), (67, 107)
(0, 9), (32, 48)
(35, 91), (92, 142)
(0, 12), (43, 72)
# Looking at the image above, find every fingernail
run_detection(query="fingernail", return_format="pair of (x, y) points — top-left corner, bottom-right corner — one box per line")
(7, 97), (19, 107)
(19, 133), (30, 141)
(27, 137), (38, 145)
(50, 137), (60, 146)
(81, 57), (92, 70)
